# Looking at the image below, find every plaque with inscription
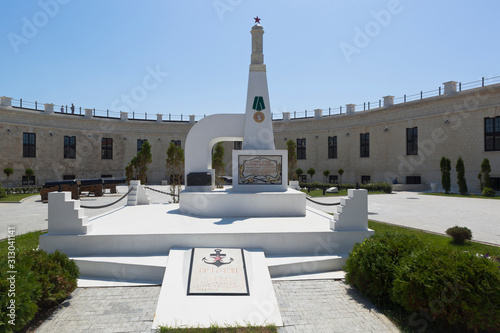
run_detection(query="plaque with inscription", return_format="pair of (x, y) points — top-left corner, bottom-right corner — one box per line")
(187, 248), (249, 296)
(238, 155), (282, 185)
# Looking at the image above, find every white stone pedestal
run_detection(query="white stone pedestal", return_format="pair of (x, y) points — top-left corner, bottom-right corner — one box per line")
(179, 188), (305, 217)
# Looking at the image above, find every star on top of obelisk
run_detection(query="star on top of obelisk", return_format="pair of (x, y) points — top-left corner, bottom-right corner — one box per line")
(254, 16), (261, 24)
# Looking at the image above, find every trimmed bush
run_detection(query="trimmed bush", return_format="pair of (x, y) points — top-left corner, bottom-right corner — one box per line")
(456, 157), (468, 195)
(0, 249), (78, 332)
(445, 226), (472, 244)
(482, 187), (496, 197)
(0, 184), (6, 198)
(440, 157), (451, 194)
(392, 248), (500, 332)
(299, 181), (392, 193)
(344, 232), (423, 304)
(361, 182), (392, 194)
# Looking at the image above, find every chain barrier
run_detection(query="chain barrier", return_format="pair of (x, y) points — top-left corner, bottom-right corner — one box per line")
(80, 187), (133, 209)
(305, 196), (341, 206)
(144, 186), (179, 197)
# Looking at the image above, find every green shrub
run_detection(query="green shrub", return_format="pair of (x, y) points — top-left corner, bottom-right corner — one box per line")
(445, 226), (472, 244)
(0, 184), (6, 198)
(456, 157), (468, 195)
(0, 249), (78, 332)
(344, 232), (423, 304)
(392, 248), (500, 331)
(440, 157), (451, 194)
(482, 187), (496, 197)
(361, 182), (392, 193)
(299, 181), (392, 193)
(0, 254), (41, 331)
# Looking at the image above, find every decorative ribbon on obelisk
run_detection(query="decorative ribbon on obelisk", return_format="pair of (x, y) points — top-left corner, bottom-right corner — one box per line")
(252, 96), (265, 111)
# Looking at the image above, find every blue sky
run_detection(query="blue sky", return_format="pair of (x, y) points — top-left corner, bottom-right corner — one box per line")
(0, 0), (498, 118)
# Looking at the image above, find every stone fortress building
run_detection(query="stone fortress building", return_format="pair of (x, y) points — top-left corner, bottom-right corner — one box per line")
(1, 76), (499, 194)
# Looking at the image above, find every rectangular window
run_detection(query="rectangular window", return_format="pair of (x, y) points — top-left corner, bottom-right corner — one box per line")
(22, 175), (35, 185)
(234, 141), (242, 150)
(360, 133), (369, 157)
(328, 136), (337, 159)
(171, 140), (181, 147)
(485, 117), (500, 151)
(406, 127), (418, 155)
(101, 138), (113, 159)
(329, 175), (338, 184)
(63, 175), (75, 180)
(490, 177), (500, 191)
(361, 175), (371, 184)
(64, 136), (76, 159)
(297, 138), (306, 160)
(299, 174), (307, 183)
(101, 174), (112, 178)
(137, 139), (148, 153)
(406, 176), (421, 184)
(23, 132), (36, 157)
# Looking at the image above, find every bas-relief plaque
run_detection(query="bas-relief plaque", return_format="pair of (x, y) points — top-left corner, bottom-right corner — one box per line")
(238, 155), (282, 185)
(187, 248), (249, 296)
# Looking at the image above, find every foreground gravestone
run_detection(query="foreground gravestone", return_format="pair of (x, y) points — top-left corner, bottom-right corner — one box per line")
(187, 248), (249, 295)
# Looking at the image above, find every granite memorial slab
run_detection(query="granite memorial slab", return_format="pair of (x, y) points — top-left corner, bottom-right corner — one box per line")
(187, 248), (249, 296)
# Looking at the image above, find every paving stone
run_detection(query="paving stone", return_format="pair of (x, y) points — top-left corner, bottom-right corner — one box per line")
(35, 280), (399, 332)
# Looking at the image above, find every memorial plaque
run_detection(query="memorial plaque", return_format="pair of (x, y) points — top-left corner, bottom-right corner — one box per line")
(238, 155), (282, 185)
(187, 248), (249, 296)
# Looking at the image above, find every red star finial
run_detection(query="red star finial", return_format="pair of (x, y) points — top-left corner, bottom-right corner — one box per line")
(254, 16), (261, 24)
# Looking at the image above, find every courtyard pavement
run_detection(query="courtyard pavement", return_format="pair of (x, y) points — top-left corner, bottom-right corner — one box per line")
(0, 187), (498, 332)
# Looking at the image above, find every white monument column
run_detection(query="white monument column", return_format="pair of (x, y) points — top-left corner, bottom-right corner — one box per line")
(242, 19), (275, 150)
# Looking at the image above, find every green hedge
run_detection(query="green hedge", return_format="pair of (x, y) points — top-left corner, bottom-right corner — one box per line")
(0, 249), (79, 332)
(0, 187), (42, 195)
(392, 248), (500, 331)
(344, 232), (500, 332)
(299, 181), (392, 193)
(344, 232), (423, 304)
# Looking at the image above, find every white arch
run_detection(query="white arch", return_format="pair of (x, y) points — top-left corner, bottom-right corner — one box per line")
(184, 114), (245, 191)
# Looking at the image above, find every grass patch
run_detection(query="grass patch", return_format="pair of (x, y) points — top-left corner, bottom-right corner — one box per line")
(0, 193), (38, 202)
(159, 324), (277, 332)
(302, 189), (386, 197)
(0, 230), (45, 253)
(422, 192), (499, 199)
(368, 220), (500, 256)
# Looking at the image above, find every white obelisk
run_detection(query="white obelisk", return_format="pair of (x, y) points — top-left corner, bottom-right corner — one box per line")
(242, 18), (275, 150)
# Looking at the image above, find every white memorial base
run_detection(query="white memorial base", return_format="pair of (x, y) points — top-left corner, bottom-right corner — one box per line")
(152, 248), (282, 329)
(179, 188), (305, 217)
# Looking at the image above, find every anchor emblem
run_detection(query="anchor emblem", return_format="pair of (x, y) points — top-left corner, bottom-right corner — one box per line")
(202, 249), (234, 268)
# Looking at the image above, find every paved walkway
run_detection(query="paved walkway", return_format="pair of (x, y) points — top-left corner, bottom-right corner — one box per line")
(36, 286), (161, 333)
(36, 281), (398, 333)
(274, 280), (398, 333)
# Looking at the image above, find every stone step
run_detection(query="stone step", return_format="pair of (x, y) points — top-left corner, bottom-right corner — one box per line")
(265, 253), (348, 278)
(70, 255), (168, 286)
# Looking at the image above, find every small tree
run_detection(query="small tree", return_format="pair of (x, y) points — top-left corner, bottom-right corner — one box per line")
(323, 170), (330, 183)
(456, 157), (468, 195)
(478, 158), (491, 191)
(166, 142), (184, 203)
(286, 139), (297, 181)
(307, 168), (316, 181)
(338, 168), (344, 186)
(125, 162), (134, 185)
(296, 168), (303, 182)
(212, 142), (225, 189)
(440, 157), (451, 194)
(125, 141), (152, 185)
(136, 141), (152, 184)
(3, 167), (13, 187)
(25, 168), (34, 191)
